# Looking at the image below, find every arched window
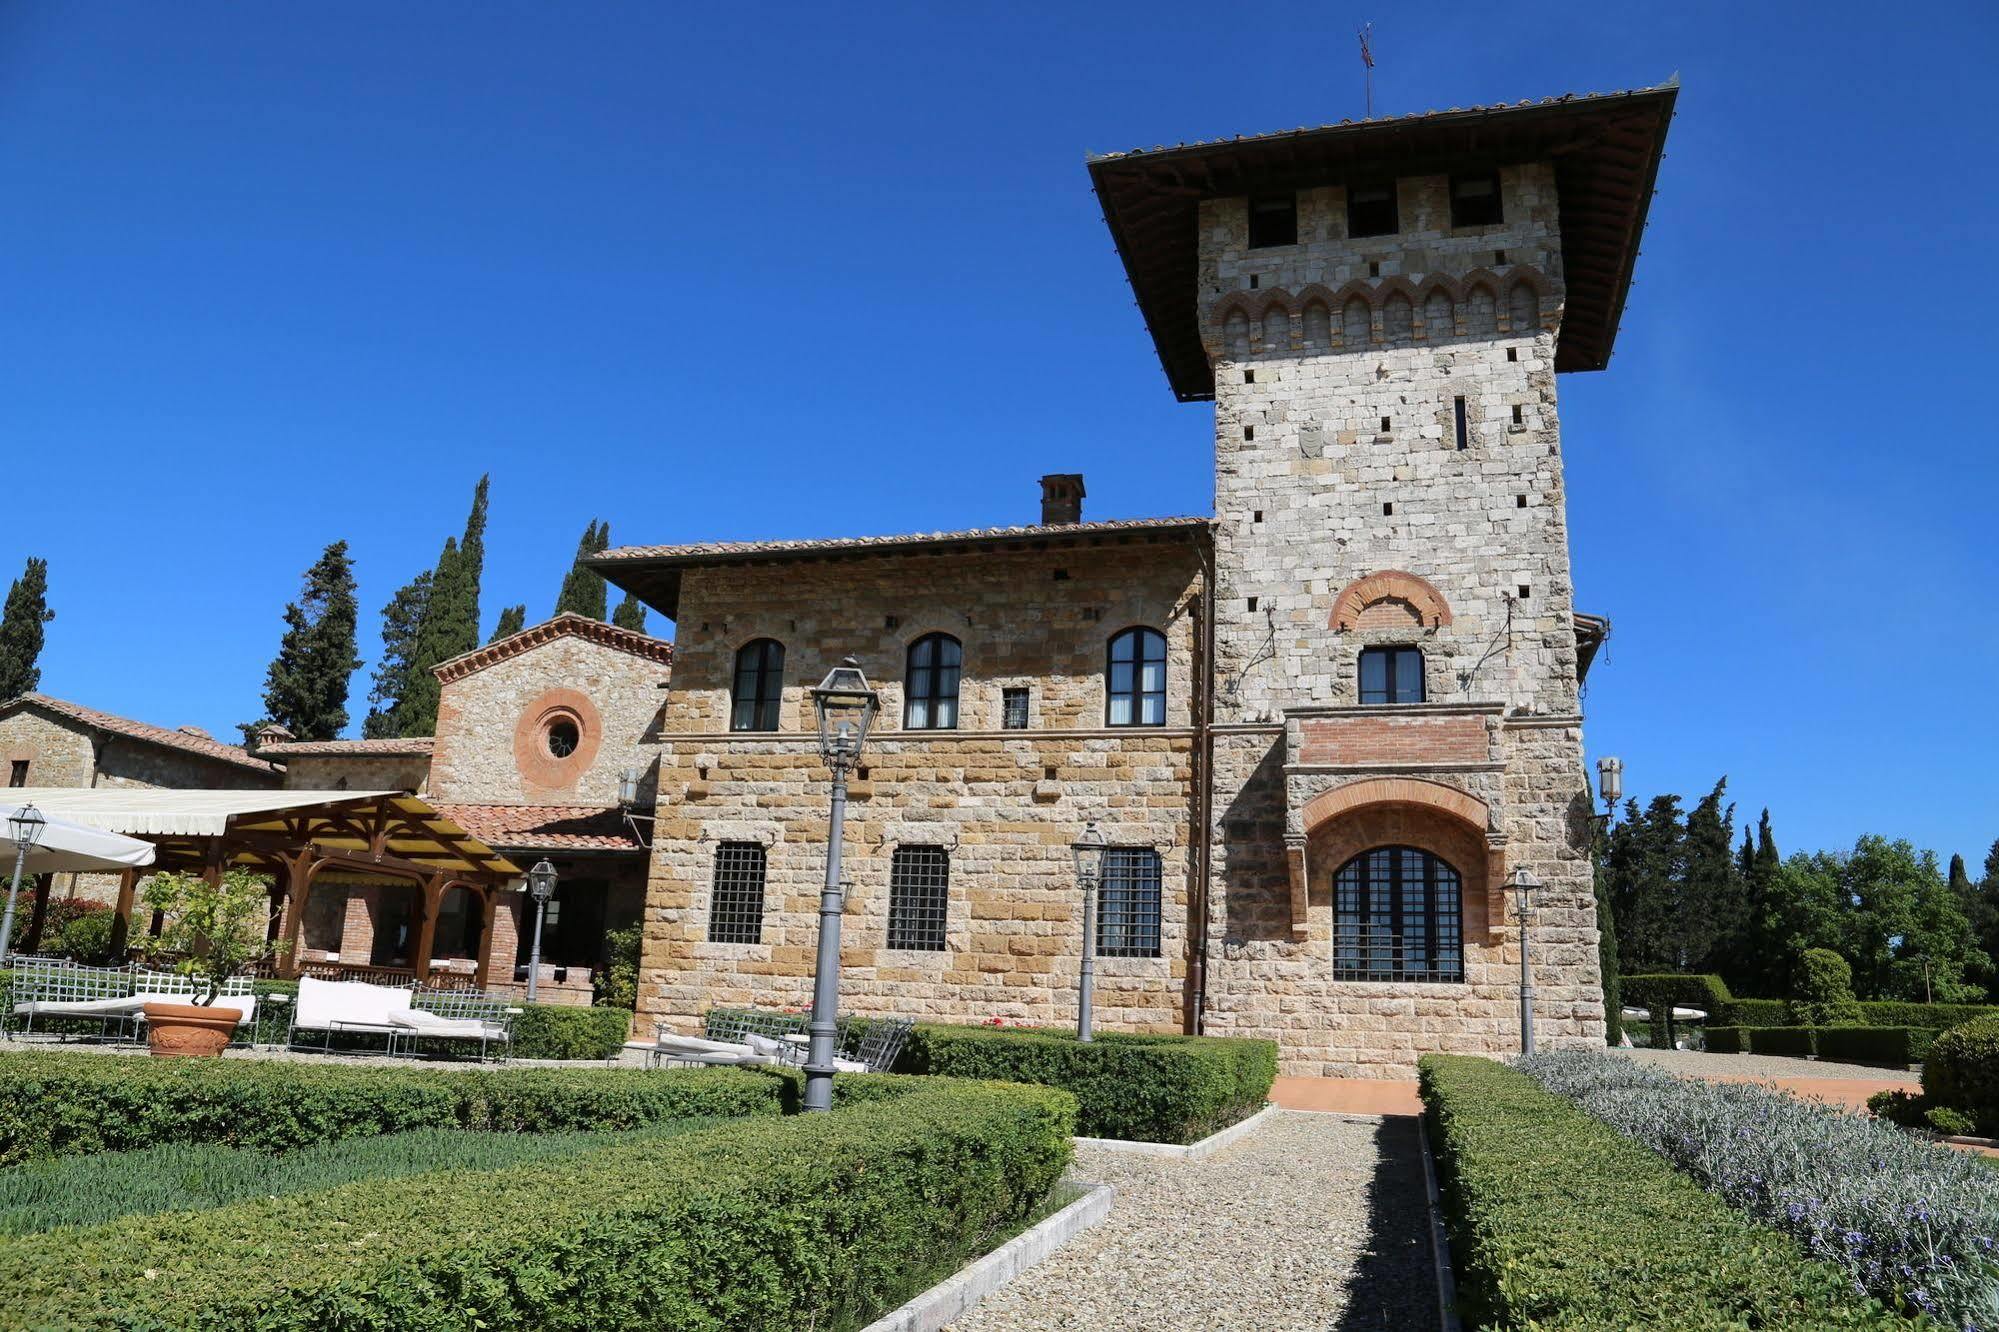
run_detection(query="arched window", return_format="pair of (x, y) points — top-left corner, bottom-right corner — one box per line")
(1106, 627), (1167, 727)
(1359, 645), (1425, 705)
(1333, 846), (1463, 982)
(904, 633), (962, 730)
(730, 639), (784, 732)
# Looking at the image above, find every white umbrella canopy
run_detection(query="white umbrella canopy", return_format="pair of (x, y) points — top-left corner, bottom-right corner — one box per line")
(0, 803), (157, 875)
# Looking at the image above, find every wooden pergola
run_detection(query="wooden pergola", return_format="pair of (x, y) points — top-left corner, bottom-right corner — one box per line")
(9, 789), (522, 988)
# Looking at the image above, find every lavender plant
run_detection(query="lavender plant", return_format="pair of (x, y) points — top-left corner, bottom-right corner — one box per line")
(1519, 1051), (1999, 1331)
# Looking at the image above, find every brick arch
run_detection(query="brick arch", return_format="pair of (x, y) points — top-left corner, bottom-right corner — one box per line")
(1299, 776), (1489, 839)
(1303, 802), (1496, 942)
(1330, 570), (1453, 631)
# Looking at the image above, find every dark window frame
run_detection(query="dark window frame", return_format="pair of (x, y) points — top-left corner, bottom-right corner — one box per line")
(708, 841), (768, 944)
(1106, 626), (1168, 727)
(887, 845), (950, 951)
(1097, 847), (1163, 958)
(903, 633), (963, 730)
(1346, 181), (1399, 238)
(1001, 686), (1030, 730)
(1449, 171), (1504, 228)
(1333, 846), (1465, 982)
(1359, 645), (1426, 705)
(1246, 192), (1298, 249)
(730, 639), (785, 732)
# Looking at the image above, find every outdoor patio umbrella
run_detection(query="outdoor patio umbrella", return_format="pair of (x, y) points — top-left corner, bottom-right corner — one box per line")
(0, 803), (156, 874)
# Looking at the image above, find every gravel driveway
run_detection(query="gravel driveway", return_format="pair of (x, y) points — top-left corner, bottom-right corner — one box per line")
(947, 1111), (1441, 1332)
(1611, 1046), (1919, 1081)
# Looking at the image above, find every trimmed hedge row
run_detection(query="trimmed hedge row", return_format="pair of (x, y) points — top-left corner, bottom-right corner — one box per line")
(1703, 1026), (1920, 1065)
(0, 1051), (785, 1164)
(897, 1023), (1276, 1144)
(1419, 1054), (1924, 1330)
(1624, 973), (1998, 1040)
(0, 1077), (1077, 1331)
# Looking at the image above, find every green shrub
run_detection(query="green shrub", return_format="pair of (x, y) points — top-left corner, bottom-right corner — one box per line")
(1865, 1088), (1979, 1138)
(1813, 1026), (1916, 1067)
(1926, 1105), (1976, 1136)
(1419, 1054), (1922, 1330)
(1703, 1025), (1745, 1053)
(1789, 948), (1864, 1027)
(1620, 974), (1734, 1045)
(1858, 1000), (1999, 1031)
(1726, 997), (1790, 1026)
(1748, 1026), (1817, 1058)
(596, 924), (641, 1009)
(1924, 1013), (1999, 1136)
(510, 1003), (632, 1059)
(897, 1023), (1275, 1144)
(0, 1051), (785, 1164)
(0, 1079), (1076, 1331)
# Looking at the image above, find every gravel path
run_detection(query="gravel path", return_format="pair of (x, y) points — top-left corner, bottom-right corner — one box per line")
(1611, 1047), (1918, 1082)
(948, 1111), (1440, 1332)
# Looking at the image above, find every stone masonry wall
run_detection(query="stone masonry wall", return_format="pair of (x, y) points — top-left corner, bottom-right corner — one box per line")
(280, 754), (433, 794)
(634, 541), (1205, 1036)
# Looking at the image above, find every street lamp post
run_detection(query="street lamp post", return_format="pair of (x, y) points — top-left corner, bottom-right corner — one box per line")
(1071, 822), (1106, 1042)
(803, 657), (879, 1114)
(524, 859), (557, 1002)
(1509, 865), (1541, 1054)
(1, 805), (47, 962)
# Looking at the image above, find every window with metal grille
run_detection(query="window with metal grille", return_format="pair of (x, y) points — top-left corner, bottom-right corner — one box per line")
(730, 639), (784, 732)
(1001, 687), (1029, 730)
(1333, 846), (1464, 982)
(708, 842), (767, 943)
(904, 633), (962, 730)
(1106, 627), (1167, 726)
(1347, 181), (1398, 237)
(1359, 646), (1425, 704)
(1450, 171), (1503, 228)
(887, 845), (950, 950)
(1097, 847), (1162, 958)
(1247, 192), (1297, 248)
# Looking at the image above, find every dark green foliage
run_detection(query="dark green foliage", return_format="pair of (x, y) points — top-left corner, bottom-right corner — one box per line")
(1749, 1026), (1818, 1057)
(0, 1119), (722, 1236)
(1728, 997), (1790, 1025)
(1813, 1026), (1917, 1067)
(596, 924), (640, 1009)
(361, 567), (430, 737)
(1603, 792), (1688, 974)
(1785, 838), (1989, 1003)
(611, 589), (646, 633)
(1789, 946), (1865, 1026)
(897, 1023), (1275, 1144)
(1856, 1000), (1999, 1031)
(1418, 1055), (1920, 1329)
(0, 557), (53, 702)
(1620, 973), (1735, 1045)
(554, 518), (611, 618)
(0, 1079), (1075, 1331)
(1682, 780), (1746, 977)
(489, 602), (526, 642)
(254, 541), (362, 741)
(1866, 1088), (1975, 1137)
(1924, 1014), (1999, 1136)
(508, 1004), (631, 1060)
(0, 1051), (783, 1164)
(1704, 1025), (1745, 1053)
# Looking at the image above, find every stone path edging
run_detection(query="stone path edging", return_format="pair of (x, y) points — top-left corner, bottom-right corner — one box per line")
(1071, 1101), (1279, 1160)
(859, 1182), (1115, 1332)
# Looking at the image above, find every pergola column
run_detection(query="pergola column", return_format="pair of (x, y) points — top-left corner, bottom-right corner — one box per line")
(411, 873), (446, 983)
(109, 868), (138, 958)
(21, 873), (53, 954)
(472, 888), (499, 991)
(277, 847), (319, 979)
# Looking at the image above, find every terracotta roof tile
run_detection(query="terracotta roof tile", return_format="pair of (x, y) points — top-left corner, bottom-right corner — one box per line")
(592, 515), (1211, 565)
(6, 694), (279, 775)
(256, 737), (435, 757)
(430, 803), (642, 853)
(431, 613), (674, 686)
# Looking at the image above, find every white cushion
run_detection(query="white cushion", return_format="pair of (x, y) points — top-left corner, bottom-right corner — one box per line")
(296, 976), (413, 1030)
(389, 1011), (499, 1040)
(14, 997), (141, 1017)
(742, 1033), (787, 1057)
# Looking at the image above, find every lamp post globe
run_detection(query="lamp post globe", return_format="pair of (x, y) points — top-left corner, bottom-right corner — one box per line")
(1596, 755), (1624, 819)
(802, 657), (879, 1113)
(1508, 865), (1542, 1054)
(1071, 821), (1107, 1042)
(524, 858), (557, 1002)
(0, 804), (47, 962)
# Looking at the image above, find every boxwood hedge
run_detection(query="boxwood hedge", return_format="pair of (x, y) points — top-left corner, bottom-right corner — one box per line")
(0, 1051), (784, 1164)
(1419, 1054), (1925, 1330)
(0, 1078), (1076, 1332)
(896, 1023), (1275, 1144)
(1700, 1026), (1922, 1065)
(1924, 1013), (1999, 1136)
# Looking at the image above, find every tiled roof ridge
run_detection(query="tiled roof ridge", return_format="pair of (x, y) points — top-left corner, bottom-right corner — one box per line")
(594, 515), (1214, 564)
(8, 693), (278, 773)
(1086, 82), (1678, 162)
(256, 737), (436, 757)
(431, 612), (674, 685)
(430, 801), (640, 853)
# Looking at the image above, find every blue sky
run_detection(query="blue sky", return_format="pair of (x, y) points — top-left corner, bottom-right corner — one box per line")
(1, 2), (1993, 866)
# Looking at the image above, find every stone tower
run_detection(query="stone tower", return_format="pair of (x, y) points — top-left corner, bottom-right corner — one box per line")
(1091, 87), (1676, 1073)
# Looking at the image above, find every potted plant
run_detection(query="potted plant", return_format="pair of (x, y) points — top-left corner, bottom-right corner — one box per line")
(137, 868), (285, 1057)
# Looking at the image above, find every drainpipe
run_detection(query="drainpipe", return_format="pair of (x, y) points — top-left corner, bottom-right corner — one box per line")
(1189, 531), (1218, 1034)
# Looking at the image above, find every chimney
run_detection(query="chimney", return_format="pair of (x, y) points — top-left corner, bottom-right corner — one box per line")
(252, 722), (295, 751)
(1039, 473), (1085, 526)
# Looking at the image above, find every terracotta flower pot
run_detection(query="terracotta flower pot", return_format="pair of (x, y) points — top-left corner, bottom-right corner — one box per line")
(141, 1002), (237, 1058)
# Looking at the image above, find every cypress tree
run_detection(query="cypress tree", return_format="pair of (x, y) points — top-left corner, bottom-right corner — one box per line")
(256, 541), (362, 741)
(361, 570), (431, 738)
(1682, 779), (1741, 976)
(554, 520), (610, 620)
(378, 476), (490, 737)
(489, 605), (527, 643)
(611, 591), (647, 634)
(0, 557), (54, 701)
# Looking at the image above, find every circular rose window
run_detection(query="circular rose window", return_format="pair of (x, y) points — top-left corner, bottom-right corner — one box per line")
(545, 718), (580, 758)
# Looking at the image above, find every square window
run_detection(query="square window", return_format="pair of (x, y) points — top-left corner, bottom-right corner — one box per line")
(1247, 193), (1297, 249)
(888, 846), (951, 950)
(1002, 687), (1029, 730)
(1359, 646), (1426, 705)
(1097, 848), (1163, 958)
(1347, 182), (1398, 238)
(1451, 172), (1504, 227)
(708, 842), (767, 944)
